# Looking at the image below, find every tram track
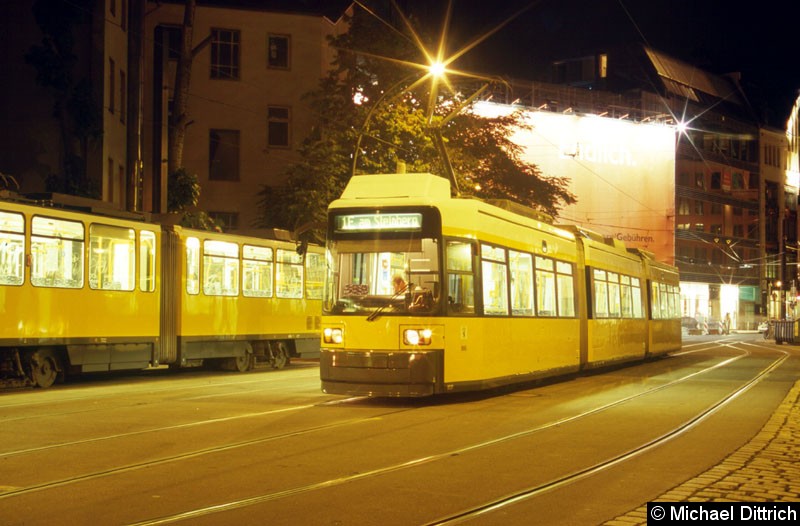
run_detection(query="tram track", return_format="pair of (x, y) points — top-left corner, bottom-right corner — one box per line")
(0, 407), (391, 500)
(119, 344), (782, 526)
(425, 347), (789, 525)
(0, 346), (741, 460)
(0, 368), (321, 422)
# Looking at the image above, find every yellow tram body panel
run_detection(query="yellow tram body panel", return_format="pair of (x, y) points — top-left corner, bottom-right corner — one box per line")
(322, 316), (580, 389)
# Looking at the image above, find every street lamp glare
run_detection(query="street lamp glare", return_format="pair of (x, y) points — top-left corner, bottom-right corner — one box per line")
(429, 61), (445, 78)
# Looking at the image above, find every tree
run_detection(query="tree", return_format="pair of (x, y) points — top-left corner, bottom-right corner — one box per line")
(167, 167), (221, 232)
(25, 0), (101, 197)
(255, 5), (576, 242)
(168, 0), (196, 177)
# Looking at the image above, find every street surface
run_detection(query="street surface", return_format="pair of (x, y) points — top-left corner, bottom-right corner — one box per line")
(0, 333), (797, 525)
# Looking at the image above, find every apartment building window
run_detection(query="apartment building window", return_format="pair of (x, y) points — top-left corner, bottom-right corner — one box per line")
(694, 172), (705, 189)
(748, 173), (759, 190)
(267, 106), (290, 147)
(268, 34), (290, 69)
(733, 225), (744, 237)
(710, 224), (722, 234)
(121, 0), (127, 31)
(732, 172), (745, 190)
(108, 58), (115, 114)
(110, 0), (115, 16)
(209, 129), (240, 181)
(694, 223), (704, 232)
(710, 203), (723, 215)
(693, 200), (704, 215)
(677, 198), (690, 216)
(211, 28), (240, 80)
(119, 70), (126, 124)
(710, 172), (721, 190)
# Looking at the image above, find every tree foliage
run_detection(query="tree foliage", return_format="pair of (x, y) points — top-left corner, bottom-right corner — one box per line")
(256, 6), (576, 242)
(167, 168), (221, 231)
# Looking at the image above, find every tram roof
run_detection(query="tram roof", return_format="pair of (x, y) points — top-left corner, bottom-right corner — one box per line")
(332, 173), (575, 241)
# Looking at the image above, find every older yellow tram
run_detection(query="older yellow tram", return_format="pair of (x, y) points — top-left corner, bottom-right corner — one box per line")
(319, 173), (681, 397)
(0, 195), (323, 387)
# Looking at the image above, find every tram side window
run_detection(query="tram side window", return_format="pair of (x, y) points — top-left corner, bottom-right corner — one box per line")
(89, 224), (135, 291)
(31, 216), (84, 288)
(535, 256), (556, 317)
(446, 240), (475, 314)
(186, 237), (200, 294)
(242, 244), (272, 297)
(668, 284), (680, 317)
(276, 248), (303, 298)
(0, 211), (25, 285)
(650, 282), (662, 319)
(556, 261), (576, 317)
(203, 239), (239, 296)
(652, 282), (679, 319)
(607, 272), (621, 317)
(139, 230), (156, 292)
(631, 278), (643, 318)
(305, 251), (324, 299)
(509, 250), (533, 316)
(593, 269), (610, 318)
(481, 244), (508, 315)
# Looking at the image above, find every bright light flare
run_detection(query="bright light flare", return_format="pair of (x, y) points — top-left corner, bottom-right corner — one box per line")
(429, 61), (446, 78)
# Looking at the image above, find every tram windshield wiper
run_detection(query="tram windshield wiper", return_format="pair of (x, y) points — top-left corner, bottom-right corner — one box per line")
(366, 284), (409, 322)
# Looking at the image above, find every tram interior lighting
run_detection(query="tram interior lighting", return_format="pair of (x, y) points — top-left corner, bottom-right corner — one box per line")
(323, 327), (343, 344)
(403, 328), (432, 346)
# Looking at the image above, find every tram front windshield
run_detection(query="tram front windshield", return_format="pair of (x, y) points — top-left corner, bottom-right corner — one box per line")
(324, 237), (441, 316)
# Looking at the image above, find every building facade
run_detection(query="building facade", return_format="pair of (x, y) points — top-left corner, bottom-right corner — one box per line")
(483, 45), (797, 330)
(141, 1), (350, 230)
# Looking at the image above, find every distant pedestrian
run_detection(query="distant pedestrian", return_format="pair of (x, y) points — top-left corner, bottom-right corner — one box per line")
(724, 313), (732, 335)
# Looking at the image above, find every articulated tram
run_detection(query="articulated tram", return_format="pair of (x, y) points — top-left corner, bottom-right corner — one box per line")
(0, 195), (323, 388)
(319, 173), (681, 397)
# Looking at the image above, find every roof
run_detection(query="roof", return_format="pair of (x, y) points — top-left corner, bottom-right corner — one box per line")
(643, 46), (745, 106)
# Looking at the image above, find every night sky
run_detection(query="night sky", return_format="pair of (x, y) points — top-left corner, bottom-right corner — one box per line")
(397, 0), (800, 128)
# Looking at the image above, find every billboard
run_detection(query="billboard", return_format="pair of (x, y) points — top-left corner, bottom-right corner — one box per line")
(473, 102), (677, 264)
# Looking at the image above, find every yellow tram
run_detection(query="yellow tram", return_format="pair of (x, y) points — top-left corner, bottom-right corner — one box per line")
(319, 173), (681, 396)
(0, 196), (323, 388)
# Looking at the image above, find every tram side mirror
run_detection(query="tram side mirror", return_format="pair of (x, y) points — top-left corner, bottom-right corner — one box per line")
(296, 240), (307, 256)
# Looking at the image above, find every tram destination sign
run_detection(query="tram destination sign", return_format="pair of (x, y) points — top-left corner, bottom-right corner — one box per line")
(335, 213), (422, 232)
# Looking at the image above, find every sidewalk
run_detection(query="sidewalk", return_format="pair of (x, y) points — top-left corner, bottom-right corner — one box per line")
(604, 379), (800, 524)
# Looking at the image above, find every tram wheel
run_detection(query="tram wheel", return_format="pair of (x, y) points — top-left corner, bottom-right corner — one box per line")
(228, 353), (252, 373)
(30, 351), (60, 388)
(270, 342), (289, 370)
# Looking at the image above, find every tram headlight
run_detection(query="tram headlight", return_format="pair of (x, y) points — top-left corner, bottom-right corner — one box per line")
(403, 328), (432, 346)
(323, 327), (344, 344)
